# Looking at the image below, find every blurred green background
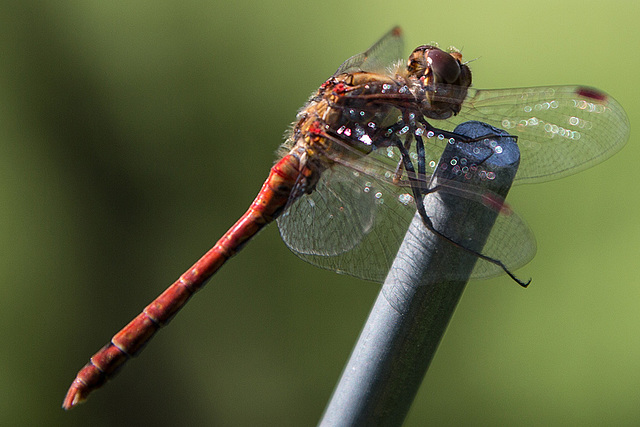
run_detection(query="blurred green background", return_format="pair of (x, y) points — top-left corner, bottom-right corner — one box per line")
(1, 1), (638, 425)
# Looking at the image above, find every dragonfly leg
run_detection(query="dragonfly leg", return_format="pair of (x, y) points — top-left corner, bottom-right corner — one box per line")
(392, 138), (530, 287)
(414, 134), (427, 194)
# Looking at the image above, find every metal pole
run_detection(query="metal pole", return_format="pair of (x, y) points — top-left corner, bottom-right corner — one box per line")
(319, 121), (521, 427)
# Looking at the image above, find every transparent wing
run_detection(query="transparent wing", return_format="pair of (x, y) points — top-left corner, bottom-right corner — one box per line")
(431, 179), (537, 279)
(278, 165), (411, 282)
(323, 84), (629, 184)
(277, 149), (536, 283)
(475, 200), (536, 278)
(440, 85), (630, 183)
(334, 27), (405, 75)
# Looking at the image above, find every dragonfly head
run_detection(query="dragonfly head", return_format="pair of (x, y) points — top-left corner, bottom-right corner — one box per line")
(406, 45), (472, 89)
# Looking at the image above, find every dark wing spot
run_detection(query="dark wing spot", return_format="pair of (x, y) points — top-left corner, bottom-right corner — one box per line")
(576, 87), (607, 102)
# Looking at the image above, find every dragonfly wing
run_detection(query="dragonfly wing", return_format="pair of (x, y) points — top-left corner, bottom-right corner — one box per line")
(334, 27), (405, 75)
(278, 148), (536, 283)
(413, 176), (537, 280)
(467, 192), (537, 279)
(277, 164), (416, 283)
(278, 167), (375, 257)
(444, 86), (629, 183)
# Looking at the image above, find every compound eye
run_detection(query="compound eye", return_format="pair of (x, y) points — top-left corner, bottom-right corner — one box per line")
(426, 49), (461, 84)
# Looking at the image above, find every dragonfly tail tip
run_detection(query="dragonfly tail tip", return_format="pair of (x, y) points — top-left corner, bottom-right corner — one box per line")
(62, 382), (88, 410)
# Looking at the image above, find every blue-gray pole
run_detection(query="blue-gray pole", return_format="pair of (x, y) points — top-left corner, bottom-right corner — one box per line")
(319, 122), (521, 426)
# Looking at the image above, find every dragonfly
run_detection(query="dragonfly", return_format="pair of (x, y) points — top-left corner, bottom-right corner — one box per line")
(62, 26), (629, 409)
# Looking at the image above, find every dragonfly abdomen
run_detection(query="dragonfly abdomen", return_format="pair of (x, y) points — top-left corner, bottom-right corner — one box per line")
(62, 153), (307, 409)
